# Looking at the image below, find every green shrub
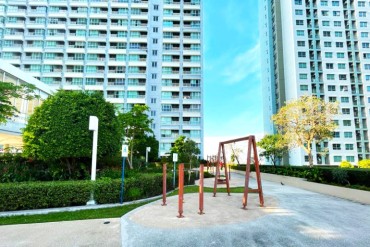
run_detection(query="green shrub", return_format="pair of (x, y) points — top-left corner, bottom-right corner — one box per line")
(339, 161), (354, 168)
(0, 172), (185, 211)
(358, 159), (370, 169)
(331, 169), (349, 185)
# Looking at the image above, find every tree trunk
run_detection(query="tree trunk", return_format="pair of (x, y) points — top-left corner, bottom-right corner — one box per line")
(308, 152), (314, 167)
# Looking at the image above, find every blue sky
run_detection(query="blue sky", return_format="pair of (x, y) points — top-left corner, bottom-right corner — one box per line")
(203, 0), (263, 143)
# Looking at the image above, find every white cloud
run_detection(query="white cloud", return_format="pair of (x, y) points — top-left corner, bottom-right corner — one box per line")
(222, 43), (261, 84)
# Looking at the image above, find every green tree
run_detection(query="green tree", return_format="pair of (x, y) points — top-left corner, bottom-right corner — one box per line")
(0, 81), (40, 124)
(170, 136), (200, 166)
(257, 134), (288, 167)
(272, 95), (339, 167)
(22, 91), (122, 176)
(118, 105), (154, 168)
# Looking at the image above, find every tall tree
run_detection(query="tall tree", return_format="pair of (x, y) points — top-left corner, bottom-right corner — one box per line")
(118, 105), (154, 168)
(257, 134), (288, 167)
(22, 91), (122, 176)
(272, 95), (338, 166)
(170, 135), (200, 165)
(0, 81), (40, 124)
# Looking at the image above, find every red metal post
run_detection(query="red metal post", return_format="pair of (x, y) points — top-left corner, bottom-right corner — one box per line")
(243, 137), (252, 209)
(199, 164), (204, 214)
(162, 163), (167, 206)
(222, 144), (231, 196)
(213, 144), (222, 197)
(177, 163), (184, 218)
(252, 137), (264, 207)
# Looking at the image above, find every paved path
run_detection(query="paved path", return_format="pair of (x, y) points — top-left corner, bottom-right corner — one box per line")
(121, 173), (370, 247)
(1, 173), (370, 247)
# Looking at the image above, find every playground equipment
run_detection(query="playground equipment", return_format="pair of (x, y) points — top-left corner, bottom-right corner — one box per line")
(162, 163), (167, 206)
(177, 163), (184, 218)
(213, 135), (264, 209)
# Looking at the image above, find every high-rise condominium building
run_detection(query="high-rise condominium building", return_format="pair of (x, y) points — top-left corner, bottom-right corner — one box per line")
(0, 0), (203, 157)
(261, 0), (370, 165)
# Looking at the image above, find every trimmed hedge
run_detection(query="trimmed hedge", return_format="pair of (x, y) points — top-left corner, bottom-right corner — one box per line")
(231, 164), (370, 188)
(0, 172), (196, 211)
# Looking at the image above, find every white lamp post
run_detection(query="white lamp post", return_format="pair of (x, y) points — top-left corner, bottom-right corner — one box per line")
(173, 153), (178, 188)
(146, 147), (151, 163)
(87, 116), (98, 205)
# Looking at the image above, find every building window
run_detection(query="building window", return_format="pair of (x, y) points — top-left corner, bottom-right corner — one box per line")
(341, 97), (349, 103)
(345, 144), (354, 150)
(153, 16), (159, 21)
(300, 85), (308, 91)
(329, 97), (337, 102)
(297, 30), (305, 36)
(342, 108), (350, 114)
(339, 74), (346, 80)
(324, 42), (332, 47)
(152, 73), (157, 79)
(337, 52), (345, 58)
(151, 85), (156, 91)
(152, 62), (157, 67)
(333, 11), (340, 16)
(327, 74), (335, 80)
(360, 22), (368, 27)
(358, 1), (365, 7)
(343, 120), (351, 126)
(296, 20), (304, 25)
(298, 62), (307, 68)
(333, 156), (342, 162)
(298, 52), (306, 57)
(346, 156), (355, 162)
(322, 21), (330, 26)
(297, 41), (305, 46)
(295, 10), (303, 15)
(344, 132), (353, 138)
(333, 144), (341, 150)
(323, 31), (331, 37)
(154, 4), (159, 10)
(333, 132), (340, 138)
(151, 98), (156, 104)
(299, 74), (308, 79)
(325, 52), (333, 58)
(321, 1), (328, 6)
(152, 50), (158, 56)
(153, 38), (158, 44)
(153, 27), (158, 32)
(365, 64), (370, 70)
(326, 64), (334, 69)
(335, 31), (342, 37)
(336, 42), (344, 48)
(363, 43), (370, 48)
(151, 110), (156, 116)
(359, 11), (367, 17)
(361, 32), (369, 38)
(332, 1), (339, 6)
(340, 85), (348, 91)
(322, 11), (329, 16)
(338, 64), (346, 70)
(295, 0), (302, 5)
(328, 85), (336, 91)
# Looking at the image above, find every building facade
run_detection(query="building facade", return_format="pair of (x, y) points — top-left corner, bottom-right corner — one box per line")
(0, 62), (53, 152)
(261, 0), (370, 165)
(0, 0), (203, 157)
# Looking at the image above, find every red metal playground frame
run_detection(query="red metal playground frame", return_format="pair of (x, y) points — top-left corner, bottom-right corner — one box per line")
(213, 135), (264, 209)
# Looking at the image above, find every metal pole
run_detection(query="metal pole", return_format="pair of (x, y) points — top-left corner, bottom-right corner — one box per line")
(120, 157), (126, 204)
(146, 149), (148, 163)
(199, 164), (204, 215)
(162, 163), (167, 206)
(177, 163), (184, 218)
(243, 137), (252, 209)
(173, 161), (176, 189)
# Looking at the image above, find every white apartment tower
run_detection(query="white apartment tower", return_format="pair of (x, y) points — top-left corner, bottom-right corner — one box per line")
(261, 0), (370, 165)
(0, 0), (203, 157)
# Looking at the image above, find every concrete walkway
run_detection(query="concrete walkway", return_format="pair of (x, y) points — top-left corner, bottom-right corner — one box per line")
(1, 173), (370, 247)
(121, 173), (370, 247)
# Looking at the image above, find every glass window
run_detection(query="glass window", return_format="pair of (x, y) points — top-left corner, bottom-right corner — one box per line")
(297, 30), (305, 36)
(346, 156), (355, 162)
(333, 144), (341, 150)
(345, 144), (354, 150)
(343, 120), (351, 126)
(341, 97), (349, 103)
(334, 156), (342, 162)
(344, 132), (353, 138)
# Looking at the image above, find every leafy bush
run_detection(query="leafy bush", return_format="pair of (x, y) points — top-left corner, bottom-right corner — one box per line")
(331, 169), (349, 185)
(340, 161), (354, 168)
(358, 159), (370, 169)
(0, 171), (191, 211)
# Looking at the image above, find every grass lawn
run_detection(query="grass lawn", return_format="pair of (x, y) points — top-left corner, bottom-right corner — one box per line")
(0, 186), (248, 226)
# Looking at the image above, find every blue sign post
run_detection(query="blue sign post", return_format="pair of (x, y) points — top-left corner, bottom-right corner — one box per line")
(120, 144), (128, 204)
